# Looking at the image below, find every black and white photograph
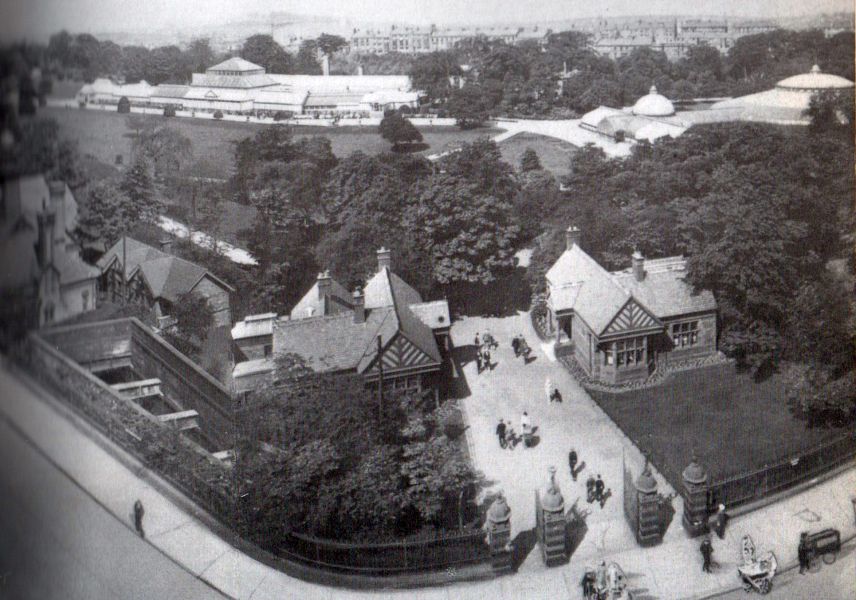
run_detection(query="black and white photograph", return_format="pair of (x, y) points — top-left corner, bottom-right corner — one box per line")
(0, 0), (853, 598)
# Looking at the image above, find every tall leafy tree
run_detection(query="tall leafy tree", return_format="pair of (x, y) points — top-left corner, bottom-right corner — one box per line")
(378, 112), (423, 149)
(241, 35), (293, 74)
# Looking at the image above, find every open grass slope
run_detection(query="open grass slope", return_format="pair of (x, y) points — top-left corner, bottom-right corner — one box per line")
(497, 132), (578, 178)
(42, 107), (502, 175)
(589, 363), (851, 485)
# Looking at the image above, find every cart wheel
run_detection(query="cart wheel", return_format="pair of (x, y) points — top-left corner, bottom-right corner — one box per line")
(808, 555), (822, 573)
(759, 579), (772, 595)
(822, 551), (837, 565)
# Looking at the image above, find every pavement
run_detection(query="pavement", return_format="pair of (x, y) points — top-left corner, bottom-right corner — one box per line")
(1, 312), (854, 600)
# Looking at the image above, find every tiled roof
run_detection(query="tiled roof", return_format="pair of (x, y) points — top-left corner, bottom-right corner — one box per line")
(290, 277), (353, 320)
(409, 300), (451, 330)
(53, 248), (100, 285)
(547, 245), (630, 333)
(273, 266), (441, 374)
(190, 73), (276, 89)
(231, 313), (277, 340)
(547, 245), (716, 335)
(98, 237), (234, 302)
(273, 308), (396, 373)
(611, 257), (717, 318)
(364, 267), (423, 309)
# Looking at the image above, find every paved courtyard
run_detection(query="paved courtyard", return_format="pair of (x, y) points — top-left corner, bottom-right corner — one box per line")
(450, 310), (680, 573)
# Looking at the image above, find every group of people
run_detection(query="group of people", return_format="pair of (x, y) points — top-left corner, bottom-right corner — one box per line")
(585, 474), (610, 508)
(495, 411), (534, 449)
(511, 334), (531, 360)
(474, 332), (495, 374)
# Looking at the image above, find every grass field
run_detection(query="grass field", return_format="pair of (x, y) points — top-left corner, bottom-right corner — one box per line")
(497, 132), (578, 178)
(589, 363), (851, 486)
(42, 106), (502, 175)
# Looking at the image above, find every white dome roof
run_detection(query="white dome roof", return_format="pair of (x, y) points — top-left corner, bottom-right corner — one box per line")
(776, 65), (854, 91)
(632, 85), (675, 117)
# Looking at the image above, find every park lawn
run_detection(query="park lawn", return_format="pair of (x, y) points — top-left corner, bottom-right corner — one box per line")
(589, 363), (851, 487)
(41, 106), (502, 175)
(498, 132), (578, 178)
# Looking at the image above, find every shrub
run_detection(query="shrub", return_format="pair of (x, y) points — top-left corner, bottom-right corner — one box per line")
(399, 104), (413, 115)
(614, 130), (626, 142)
(273, 110), (293, 121)
(117, 96), (130, 113)
(213, 110), (223, 120)
(163, 104), (176, 117)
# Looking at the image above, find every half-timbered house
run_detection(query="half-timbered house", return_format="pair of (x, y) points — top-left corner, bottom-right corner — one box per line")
(97, 237), (234, 328)
(231, 248), (451, 400)
(545, 226), (718, 385)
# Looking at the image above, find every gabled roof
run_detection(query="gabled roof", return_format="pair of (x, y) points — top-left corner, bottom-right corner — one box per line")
(207, 57), (265, 73)
(611, 257), (717, 318)
(547, 245), (631, 333)
(547, 245), (716, 335)
(290, 277), (353, 320)
(53, 247), (100, 286)
(98, 237), (234, 301)
(364, 267), (423, 309)
(272, 266), (441, 375)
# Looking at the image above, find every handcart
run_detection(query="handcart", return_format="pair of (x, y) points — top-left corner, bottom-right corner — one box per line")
(737, 535), (777, 594)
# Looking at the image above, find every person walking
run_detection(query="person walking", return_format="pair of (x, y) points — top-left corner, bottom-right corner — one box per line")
(474, 332), (481, 352)
(133, 499), (145, 538)
(482, 346), (492, 371)
(568, 448), (578, 481)
(496, 419), (507, 448)
(586, 475), (596, 503)
(700, 535), (714, 573)
(594, 474), (605, 504)
(512, 335), (520, 357)
(475, 349), (483, 374)
(798, 532), (810, 574)
(713, 504), (729, 539)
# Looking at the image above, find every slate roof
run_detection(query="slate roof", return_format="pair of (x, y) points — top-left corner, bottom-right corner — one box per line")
(611, 257), (717, 318)
(272, 266), (442, 375)
(409, 300), (451, 331)
(290, 277), (353, 320)
(53, 248), (100, 285)
(231, 313), (277, 340)
(190, 73), (276, 90)
(98, 237), (234, 302)
(547, 245), (716, 335)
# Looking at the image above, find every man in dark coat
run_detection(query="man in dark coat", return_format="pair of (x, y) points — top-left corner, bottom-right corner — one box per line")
(798, 532), (810, 574)
(496, 420), (507, 447)
(511, 335), (520, 357)
(700, 536), (713, 573)
(594, 474), (605, 503)
(133, 499), (145, 538)
(586, 475), (596, 503)
(568, 449), (578, 480)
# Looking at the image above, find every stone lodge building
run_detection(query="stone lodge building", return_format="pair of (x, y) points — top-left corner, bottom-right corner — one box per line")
(232, 248), (451, 400)
(545, 227), (717, 385)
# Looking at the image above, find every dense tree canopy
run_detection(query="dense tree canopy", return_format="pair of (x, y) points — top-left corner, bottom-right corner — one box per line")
(241, 35), (293, 74)
(378, 112), (423, 148)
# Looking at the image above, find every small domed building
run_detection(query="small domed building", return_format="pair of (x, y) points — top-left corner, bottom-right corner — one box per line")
(579, 85), (688, 143)
(704, 65), (854, 125)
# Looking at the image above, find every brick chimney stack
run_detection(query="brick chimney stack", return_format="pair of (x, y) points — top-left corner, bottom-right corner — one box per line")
(353, 287), (365, 323)
(632, 250), (645, 282)
(47, 181), (66, 244)
(377, 247), (391, 272)
(565, 226), (580, 251)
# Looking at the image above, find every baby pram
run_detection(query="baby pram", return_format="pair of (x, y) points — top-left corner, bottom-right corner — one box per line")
(737, 535), (777, 594)
(581, 562), (633, 600)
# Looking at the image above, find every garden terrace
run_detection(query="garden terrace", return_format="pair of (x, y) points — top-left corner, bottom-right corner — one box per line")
(589, 363), (856, 508)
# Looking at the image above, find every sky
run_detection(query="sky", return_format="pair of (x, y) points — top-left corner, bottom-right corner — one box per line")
(0, 0), (853, 41)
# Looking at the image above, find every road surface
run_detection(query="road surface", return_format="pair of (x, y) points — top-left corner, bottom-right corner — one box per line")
(716, 543), (855, 600)
(0, 407), (229, 600)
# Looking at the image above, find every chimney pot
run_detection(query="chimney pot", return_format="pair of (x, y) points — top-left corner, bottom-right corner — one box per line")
(565, 226), (581, 251)
(632, 250), (645, 282)
(376, 247), (391, 271)
(353, 287), (365, 323)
